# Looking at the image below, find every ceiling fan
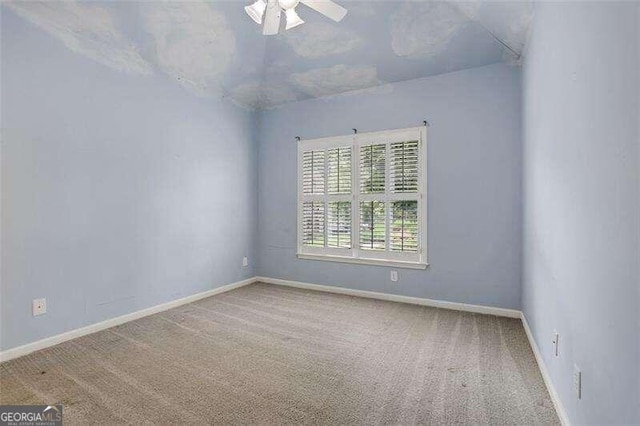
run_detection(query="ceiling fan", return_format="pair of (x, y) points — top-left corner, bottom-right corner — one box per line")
(245, 0), (348, 35)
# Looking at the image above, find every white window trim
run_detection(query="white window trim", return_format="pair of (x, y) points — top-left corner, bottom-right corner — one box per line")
(296, 126), (428, 269)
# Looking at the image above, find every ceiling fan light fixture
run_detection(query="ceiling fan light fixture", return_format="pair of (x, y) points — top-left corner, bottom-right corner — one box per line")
(279, 0), (300, 10)
(245, 0), (267, 25)
(285, 8), (304, 30)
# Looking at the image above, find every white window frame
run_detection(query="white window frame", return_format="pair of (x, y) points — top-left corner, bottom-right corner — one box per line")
(297, 126), (428, 269)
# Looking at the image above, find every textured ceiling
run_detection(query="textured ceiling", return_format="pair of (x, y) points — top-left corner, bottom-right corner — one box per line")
(3, 0), (533, 109)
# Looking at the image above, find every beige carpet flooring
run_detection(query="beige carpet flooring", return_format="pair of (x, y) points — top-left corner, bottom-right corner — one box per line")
(1, 282), (559, 425)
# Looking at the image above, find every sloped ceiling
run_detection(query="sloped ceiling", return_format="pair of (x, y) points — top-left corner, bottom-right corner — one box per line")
(3, 0), (533, 109)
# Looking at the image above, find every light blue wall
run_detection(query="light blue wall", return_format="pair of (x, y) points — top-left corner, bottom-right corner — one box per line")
(522, 2), (640, 424)
(256, 63), (523, 310)
(1, 11), (258, 351)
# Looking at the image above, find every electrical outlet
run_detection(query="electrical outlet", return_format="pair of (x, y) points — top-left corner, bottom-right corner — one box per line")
(552, 330), (559, 357)
(32, 298), (47, 316)
(573, 364), (582, 399)
(242, 257), (248, 267)
(390, 270), (398, 282)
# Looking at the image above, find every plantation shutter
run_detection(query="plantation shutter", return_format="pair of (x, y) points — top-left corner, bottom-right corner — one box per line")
(390, 140), (419, 193)
(388, 139), (420, 253)
(298, 127), (427, 268)
(327, 201), (351, 248)
(302, 201), (325, 246)
(327, 147), (351, 194)
(302, 150), (325, 194)
(359, 144), (386, 194)
(299, 137), (353, 256)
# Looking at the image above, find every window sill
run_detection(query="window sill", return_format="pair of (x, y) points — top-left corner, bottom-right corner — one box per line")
(296, 253), (429, 270)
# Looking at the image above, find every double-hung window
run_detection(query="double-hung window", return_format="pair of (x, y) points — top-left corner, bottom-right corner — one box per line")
(297, 126), (427, 269)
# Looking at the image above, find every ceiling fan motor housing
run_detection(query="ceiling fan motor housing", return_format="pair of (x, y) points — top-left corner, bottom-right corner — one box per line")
(279, 0), (300, 10)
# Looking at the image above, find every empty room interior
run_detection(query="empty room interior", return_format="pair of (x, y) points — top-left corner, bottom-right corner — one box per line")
(0, 0), (639, 424)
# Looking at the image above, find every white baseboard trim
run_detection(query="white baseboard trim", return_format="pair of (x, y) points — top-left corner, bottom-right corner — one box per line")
(521, 313), (570, 426)
(255, 276), (521, 318)
(0, 277), (256, 363)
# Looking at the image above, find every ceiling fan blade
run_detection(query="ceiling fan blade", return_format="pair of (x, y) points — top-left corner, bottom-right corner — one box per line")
(300, 0), (347, 22)
(263, 0), (281, 35)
